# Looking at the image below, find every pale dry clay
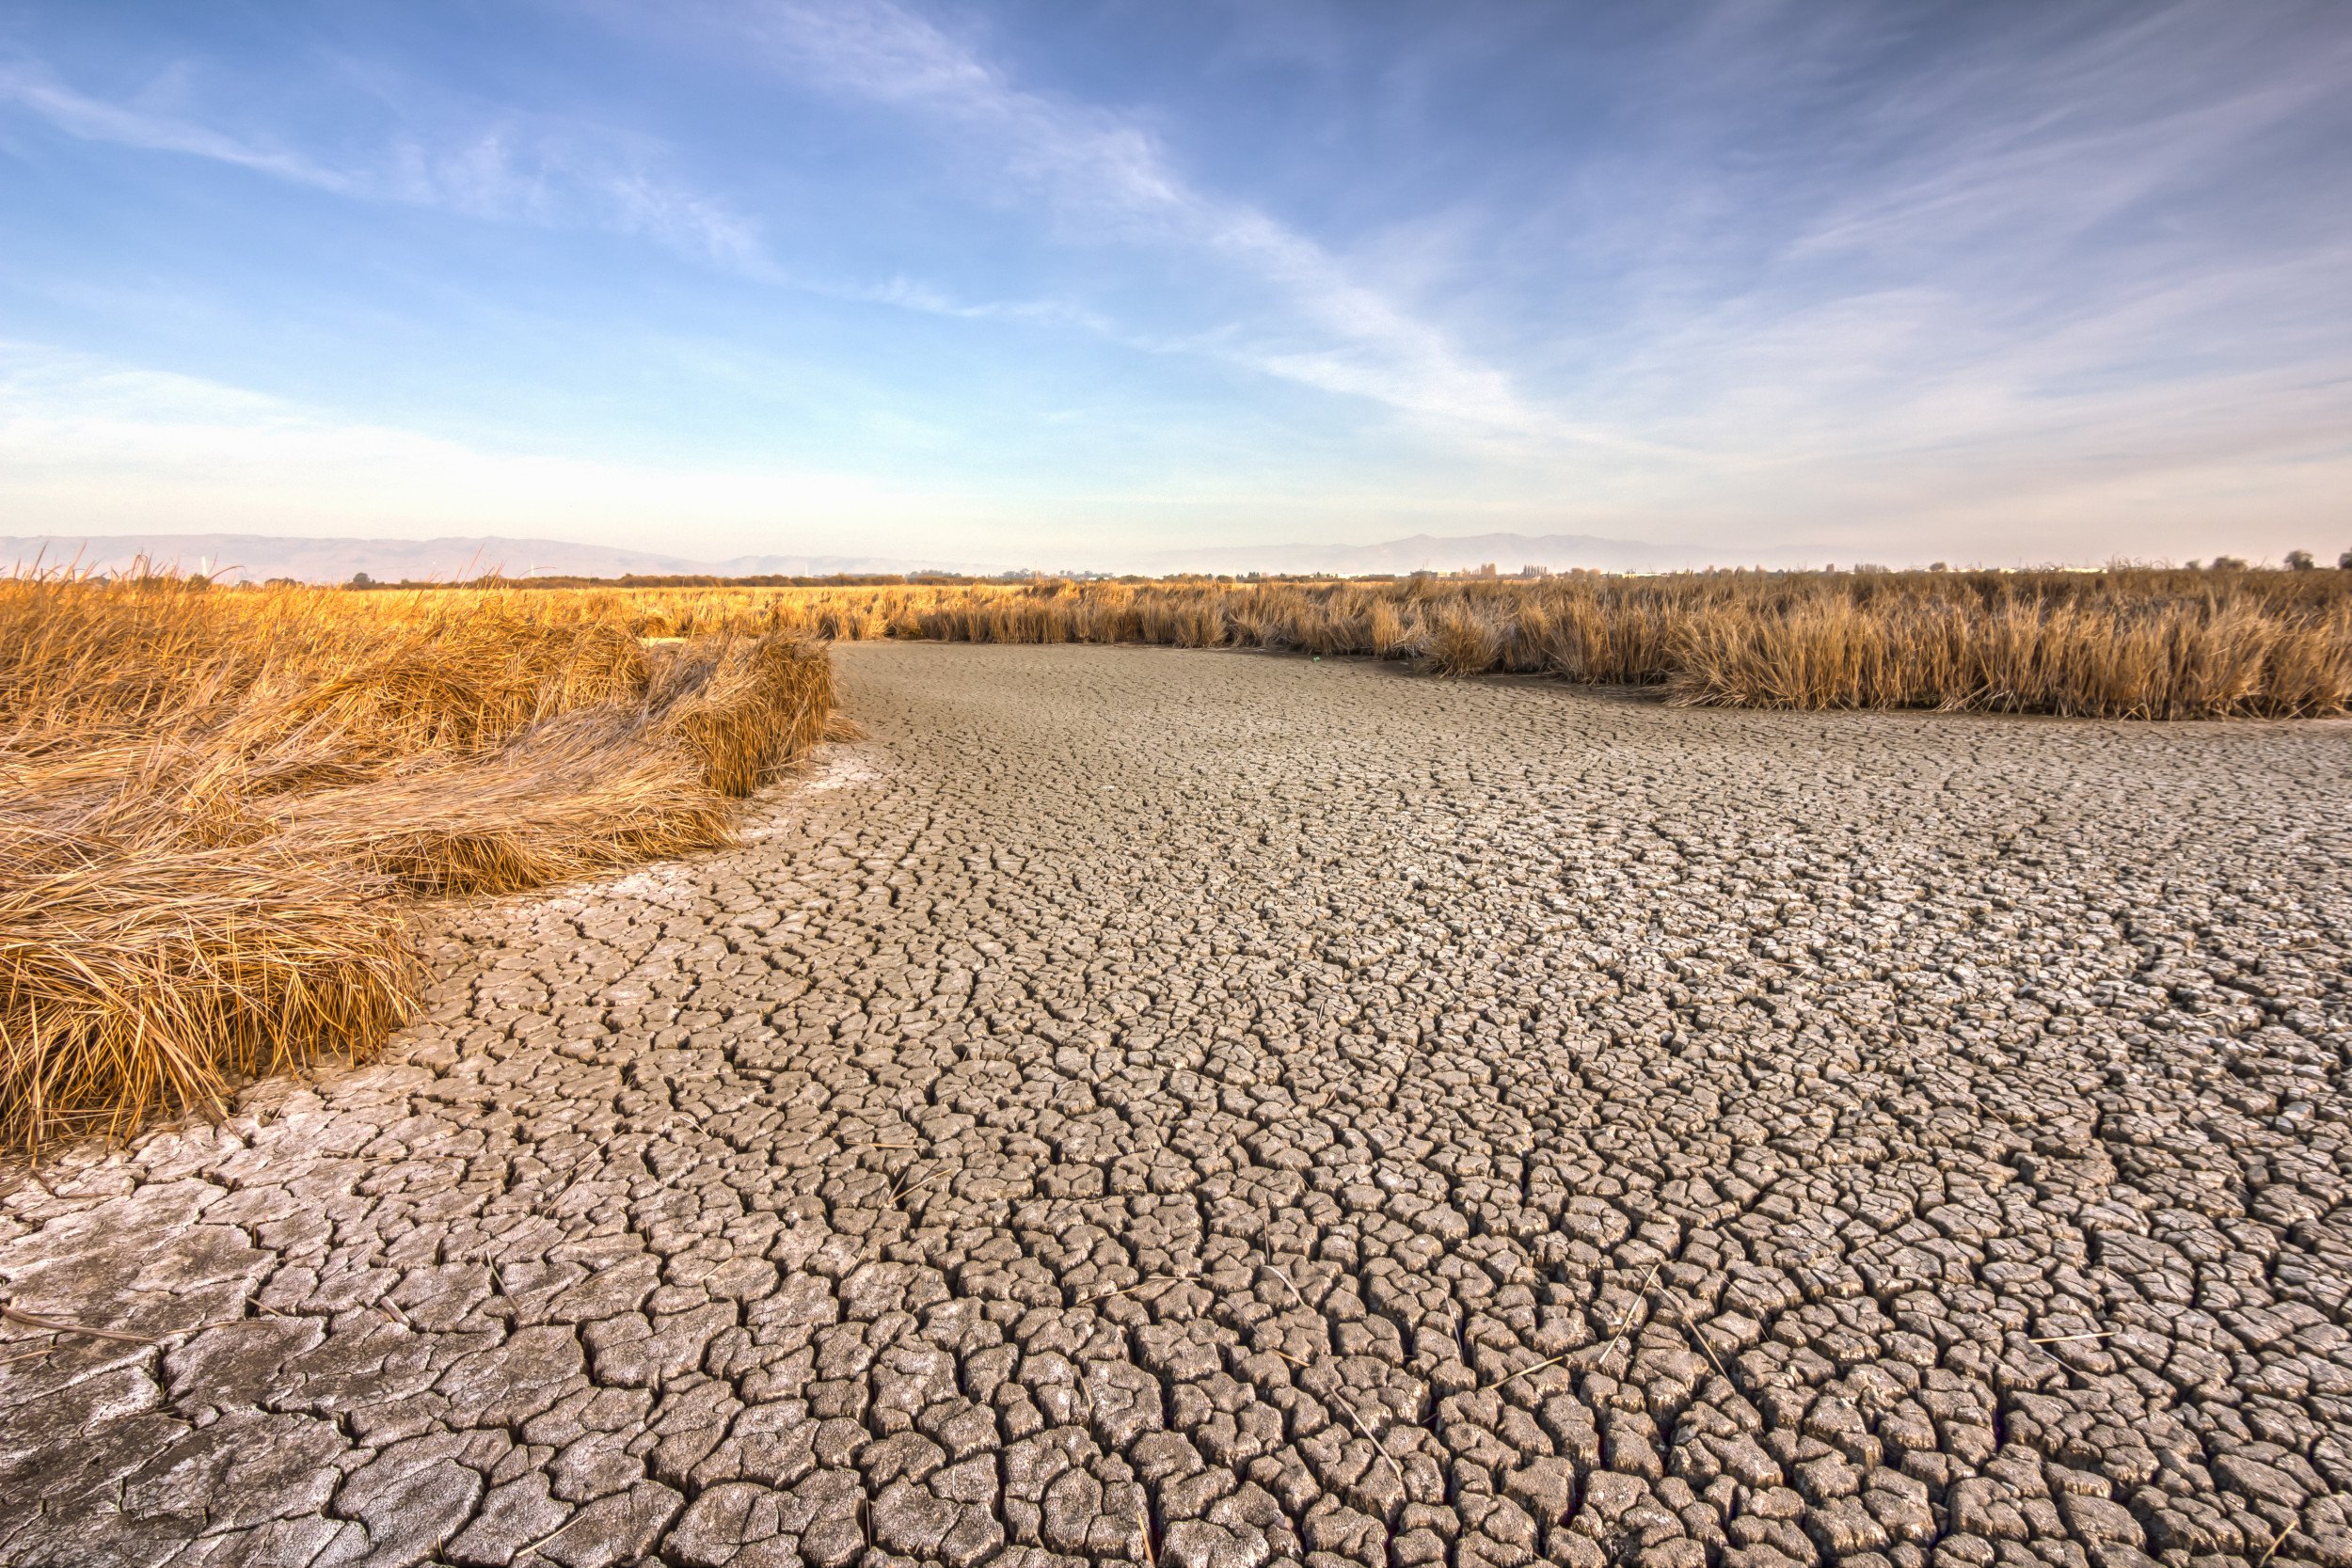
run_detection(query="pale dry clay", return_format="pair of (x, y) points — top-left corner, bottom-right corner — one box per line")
(2, 642), (2347, 1568)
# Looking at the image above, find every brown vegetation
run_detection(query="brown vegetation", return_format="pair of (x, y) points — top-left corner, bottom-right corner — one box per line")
(548, 567), (2352, 720)
(1, 575), (834, 1154)
(12, 563), (2339, 1149)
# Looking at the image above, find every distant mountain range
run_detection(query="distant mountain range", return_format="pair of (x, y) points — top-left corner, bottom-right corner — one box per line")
(3, 530), (1829, 583)
(0, 534), (996, 582)
(1129, 531), (1827, 576)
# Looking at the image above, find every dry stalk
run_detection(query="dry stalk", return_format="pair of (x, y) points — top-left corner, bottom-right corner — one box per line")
(1664, 1291), (1737, 1386)
(1490, 1351), (1571, 1390)
(1, 1304), (158, 1345)
(1077, 1274), (1199, 1307)
(1263, 1259), (1311, 1309)
(1135, 1495), (1158, 1568)
(1595, 1259), (1665, 1372)
(1337, 1393), (1407, 1483)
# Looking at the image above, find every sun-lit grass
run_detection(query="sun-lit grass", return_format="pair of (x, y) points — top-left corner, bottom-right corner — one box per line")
(19, 563), (2332, 1149)
(520, 566), (2352, 719)
(1, 573), (834, 1154)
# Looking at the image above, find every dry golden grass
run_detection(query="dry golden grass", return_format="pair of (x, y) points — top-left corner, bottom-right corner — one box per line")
(1, 575), (834, 1154)
(20, 565), (2329, 1146)
(512, 566), (2352, 720)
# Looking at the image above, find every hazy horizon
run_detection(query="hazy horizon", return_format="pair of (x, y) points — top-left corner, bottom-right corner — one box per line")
(7, 526), (2325, 585)
(5, 2), (2349, 566)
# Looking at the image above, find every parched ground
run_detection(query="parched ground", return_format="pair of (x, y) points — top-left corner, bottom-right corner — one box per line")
(4, 642), (2350, 1568)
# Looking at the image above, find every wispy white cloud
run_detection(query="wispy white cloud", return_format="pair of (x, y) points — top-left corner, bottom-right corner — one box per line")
(1496, 0), (2352, 501)
(0, 59), (349, 186)
(0, 341), (961, 553)
(1781, 5), (2352, 265)
(0, 58), (772, 275)
(843, 276), (1114, 332)
(724, 0), (1581, 440)
(3, 326), (2341, 567)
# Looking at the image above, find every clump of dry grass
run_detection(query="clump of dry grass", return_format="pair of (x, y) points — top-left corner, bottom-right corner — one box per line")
(1, 573), (834, 1154)
(1421, 601), (1507, 677)
(0, 832), (420, 1152)
(571, 567), (2348, 719)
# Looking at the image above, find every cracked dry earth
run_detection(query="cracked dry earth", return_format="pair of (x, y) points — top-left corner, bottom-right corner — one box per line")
(5, 643), (2352, 1568)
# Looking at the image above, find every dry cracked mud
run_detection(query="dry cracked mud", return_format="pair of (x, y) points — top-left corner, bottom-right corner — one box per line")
(5, 642), (2351, 1568)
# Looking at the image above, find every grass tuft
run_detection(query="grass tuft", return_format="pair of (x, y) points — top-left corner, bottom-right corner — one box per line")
(0, 572), (833, 1155)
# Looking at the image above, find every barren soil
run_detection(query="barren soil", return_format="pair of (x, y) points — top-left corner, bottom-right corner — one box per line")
(5, 642), (2350, 1568)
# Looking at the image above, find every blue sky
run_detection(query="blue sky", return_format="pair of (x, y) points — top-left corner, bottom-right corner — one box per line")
(3, 0), (2347, 567)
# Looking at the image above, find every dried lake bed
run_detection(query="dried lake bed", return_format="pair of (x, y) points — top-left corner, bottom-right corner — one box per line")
(3, 641), (2347, 1568)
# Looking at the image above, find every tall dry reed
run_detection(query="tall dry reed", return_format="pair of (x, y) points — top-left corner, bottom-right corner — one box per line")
(554, 568), (2348, 720)
(1, 575), (834, 1153)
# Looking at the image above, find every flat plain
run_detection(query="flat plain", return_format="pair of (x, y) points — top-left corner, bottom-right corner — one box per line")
(3, 641), (2348, 1568)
